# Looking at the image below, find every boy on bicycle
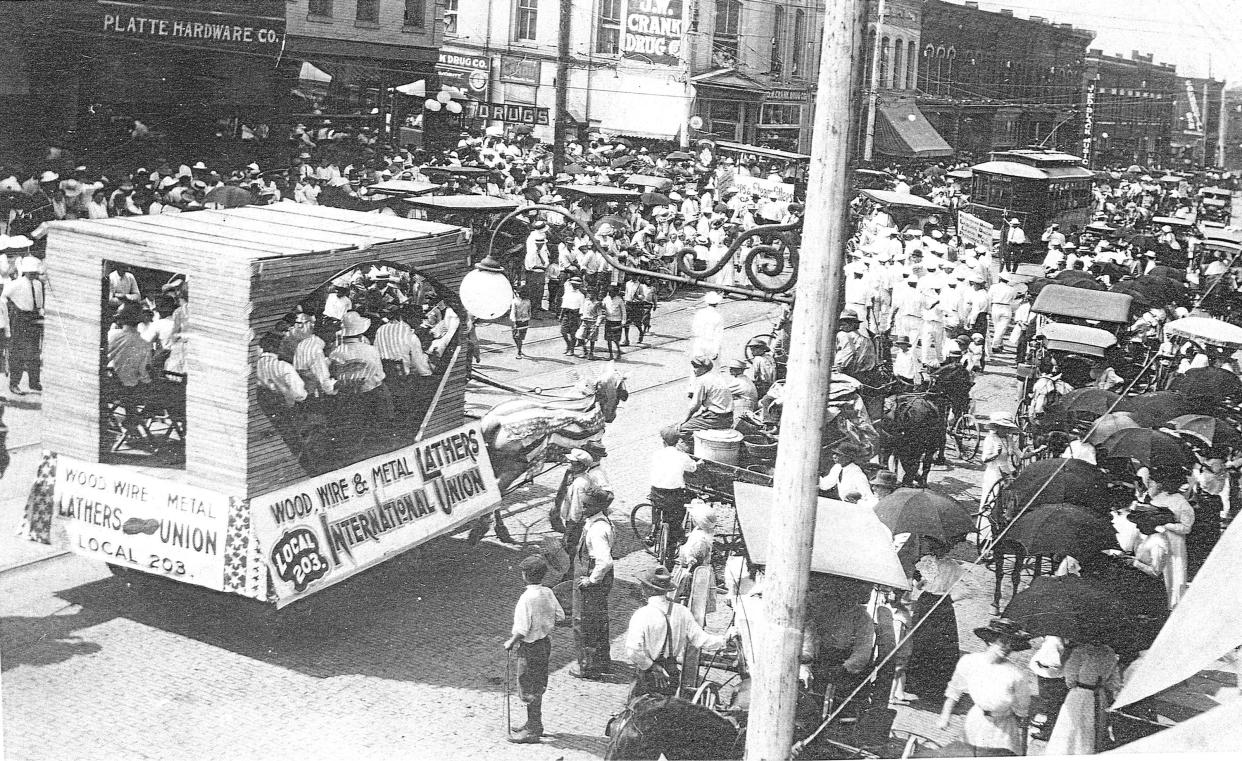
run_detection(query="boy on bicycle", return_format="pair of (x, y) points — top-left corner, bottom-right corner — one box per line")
(649, 426), (698, 556)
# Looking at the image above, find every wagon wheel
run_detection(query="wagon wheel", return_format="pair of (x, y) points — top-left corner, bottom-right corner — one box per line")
(679, 564), (714, 697)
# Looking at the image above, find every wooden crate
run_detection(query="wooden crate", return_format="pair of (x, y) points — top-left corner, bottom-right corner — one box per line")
(43, 204), (472, 500)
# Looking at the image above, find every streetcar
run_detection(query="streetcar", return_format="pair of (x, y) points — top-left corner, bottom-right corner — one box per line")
(962, 148), (1095, 251)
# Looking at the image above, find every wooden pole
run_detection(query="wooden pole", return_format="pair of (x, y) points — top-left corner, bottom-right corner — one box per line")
(553, 0), (573, 173)
(862, 0), (886, 163)
(744, 1), (867, 759)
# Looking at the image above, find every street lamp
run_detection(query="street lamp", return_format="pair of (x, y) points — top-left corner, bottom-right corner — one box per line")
(458, 252), (513, 319)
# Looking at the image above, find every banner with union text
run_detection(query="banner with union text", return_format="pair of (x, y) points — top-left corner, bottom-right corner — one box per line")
(250, 423), (502, 606)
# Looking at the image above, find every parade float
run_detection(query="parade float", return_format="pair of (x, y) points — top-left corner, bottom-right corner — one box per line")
(20, 204), (505, 607)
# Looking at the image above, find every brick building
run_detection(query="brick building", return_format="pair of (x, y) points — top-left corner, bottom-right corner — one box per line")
(1169, 75), (1226, 170)
(1083, 50), (1179, 169)
(1224, 88), (1242, 173)
(915, 0), (1094, 160)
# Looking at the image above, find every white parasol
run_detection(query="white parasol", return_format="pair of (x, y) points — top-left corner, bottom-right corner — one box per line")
(1164, 316), (1242, 350)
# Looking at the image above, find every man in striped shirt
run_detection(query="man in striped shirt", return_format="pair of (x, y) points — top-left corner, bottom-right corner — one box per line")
(257, 333), (306, 408)
(293, 317), (338, 399)
(329, 311), (394, 423)
(375, 306), (432, 415)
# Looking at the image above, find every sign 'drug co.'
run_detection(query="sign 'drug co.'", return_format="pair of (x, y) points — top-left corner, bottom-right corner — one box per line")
(251, 423), (502, 606)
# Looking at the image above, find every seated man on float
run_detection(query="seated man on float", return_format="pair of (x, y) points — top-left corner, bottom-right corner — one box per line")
(799, 575), (877, 722)
(677, 355), (734, 450)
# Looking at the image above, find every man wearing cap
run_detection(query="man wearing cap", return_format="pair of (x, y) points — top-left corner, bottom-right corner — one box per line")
(678, 356), (733, 448)
(891, 335), (924, 386)
(745, 340), (776, 398)
(3, 256), (47, 394)
(988, 274), (1018, 353)
(624, 565), (731, 699)
(328, 311), (394, 422)
(571, 485), (616, 679)
(107, 302), (154, 390)
(725, 358), (758, 421)
(504, 555), (565, 743)
(524, 221), (552, 314)
(552, 447), (612, 554)
(964, 274), (990, 340)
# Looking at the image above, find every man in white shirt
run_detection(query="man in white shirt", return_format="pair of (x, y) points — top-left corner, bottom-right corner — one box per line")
(524, 222), (552, 314)
(624, 566), (730, 699)
(503, 555), (566, 743)
(1003, 218), (1028, 273)
(571, 487), (616, 680)
(648, 426), (699, 550)
(988, 275), (1018, 353)
(3, 257), (46, 394)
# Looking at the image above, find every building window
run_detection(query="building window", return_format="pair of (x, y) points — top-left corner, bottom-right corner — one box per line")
(893, 37), (903, 89)
(713, 0), (742, 61)
(597, 0), (622, 54)
(443, 0), (459, 34)
(308, 0), (332, 17)
(404, 0), (426, 28)
(771, 7), (784, 77)
(515, 0), (539, 41)
(760, 103), (802, 126)
(356, 0), (379, 23)
(879, 37), (890, 91)
(792, 10), (806, 77)
(907, 41), (916, 88)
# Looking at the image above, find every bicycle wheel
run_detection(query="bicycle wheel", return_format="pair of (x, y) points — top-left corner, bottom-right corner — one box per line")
(951, 417), (981, 462)
(630, 502), (658, 555)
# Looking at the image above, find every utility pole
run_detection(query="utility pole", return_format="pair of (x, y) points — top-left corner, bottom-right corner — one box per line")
(862, 0), (886, 163)
(1202, 80), (1211, 168)
(553, 0), (573, 173)
(745, 1), (867, 759)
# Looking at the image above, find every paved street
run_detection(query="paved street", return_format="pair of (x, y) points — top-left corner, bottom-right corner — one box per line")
(2, 286), (1031, 760)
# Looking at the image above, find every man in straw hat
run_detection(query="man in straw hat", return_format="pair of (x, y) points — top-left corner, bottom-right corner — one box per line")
(570, 485), (616, 680)
(503, 555), (565, 743)
(328, 310), (394, 422)
(937, 618), (1033, 756)
(552, 448), (613, 562)
(623, 565), (732, 700)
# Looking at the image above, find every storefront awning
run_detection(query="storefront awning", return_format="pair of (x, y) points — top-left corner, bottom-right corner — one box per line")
(691, 69), (767, 100)
(875, 102), (953, 158)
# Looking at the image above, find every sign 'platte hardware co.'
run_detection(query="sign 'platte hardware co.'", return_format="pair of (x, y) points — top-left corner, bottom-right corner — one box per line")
(98, 0), (284, 52)
(250, 423), (502, 606)
(54, 455), (231, 590)
(622, 0), (686, 67)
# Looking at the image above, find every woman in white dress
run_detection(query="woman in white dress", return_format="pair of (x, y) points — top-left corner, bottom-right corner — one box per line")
(977, 414), (1018, 546)
(937, 618), (1033, 756)
(1044, 642), (1123, 755)
(1126, 505), (1178, 607)
(1145, 470), (1194, 608)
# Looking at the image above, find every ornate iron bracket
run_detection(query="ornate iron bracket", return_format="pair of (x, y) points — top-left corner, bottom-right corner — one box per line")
(486, 203), (798, 304)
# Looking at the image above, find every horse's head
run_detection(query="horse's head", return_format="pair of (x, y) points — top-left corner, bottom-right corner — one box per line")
(584, 362), (628, 423)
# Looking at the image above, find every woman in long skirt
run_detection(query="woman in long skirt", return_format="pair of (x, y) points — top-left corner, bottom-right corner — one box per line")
(1146, 470), (1193, 608)
(1045, 642), (1122, 755)
(904, 538), (963, 701)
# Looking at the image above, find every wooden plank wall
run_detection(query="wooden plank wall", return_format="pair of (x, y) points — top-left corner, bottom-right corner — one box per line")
(245, 228), (472, 499)
(43, 223), (254, 497)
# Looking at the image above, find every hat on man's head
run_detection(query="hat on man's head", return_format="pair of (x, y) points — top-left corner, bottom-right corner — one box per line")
(870, 470), (899, 489)
(892, 335), (912, 349)
(4, 235), (32, 250)
(581, 485), (614, 514)
(834, 441), (870, 461)
(690, 355), (715, 370)
(703, 291), (724, 305)
(341, 310), (371, 337)
(973, 618), (1033, 650)
(639, 566), (677, 595)
(726, 358), (749, 371)
(839, 308), (862, 323)
(564, 448), (594, 466)
(1008, 218), (1021, 225)
(688, 500), (717, 532)
(17, 255), (41, 274)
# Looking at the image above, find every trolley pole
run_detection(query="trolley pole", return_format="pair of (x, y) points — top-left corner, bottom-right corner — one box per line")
(862, 0), (886, 163)
(553, 0), (573, 174)
(745, 1), (867, 759)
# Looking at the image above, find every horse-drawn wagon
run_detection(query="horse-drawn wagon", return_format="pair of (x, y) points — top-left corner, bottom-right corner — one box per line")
(21, 204), (508, 607)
